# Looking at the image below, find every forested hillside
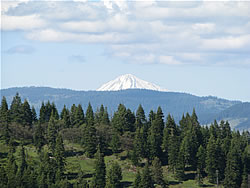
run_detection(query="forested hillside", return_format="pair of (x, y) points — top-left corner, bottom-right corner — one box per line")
(2, 87), (249, 131)
(0, 93), (249, 188)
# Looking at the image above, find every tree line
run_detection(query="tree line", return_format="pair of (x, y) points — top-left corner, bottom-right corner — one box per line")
(0, 93), (249, 188)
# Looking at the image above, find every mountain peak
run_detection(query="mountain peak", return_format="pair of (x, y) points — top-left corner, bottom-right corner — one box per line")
(97, 74), (167, 91)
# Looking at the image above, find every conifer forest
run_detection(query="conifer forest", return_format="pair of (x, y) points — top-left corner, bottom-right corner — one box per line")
(0, 93), (249, 188)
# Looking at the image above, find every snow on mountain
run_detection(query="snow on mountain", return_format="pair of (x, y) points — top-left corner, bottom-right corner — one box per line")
(97, 74), (167, 92)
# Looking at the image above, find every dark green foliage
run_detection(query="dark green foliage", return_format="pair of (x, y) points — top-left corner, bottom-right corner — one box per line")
(61, 105), (71, 128)
(205, 134), (219, 183)
(75, 104), (85, 127)
(47, 116), (58, 154)
(19, 145), (28, 175)
(224, 137), (242, 188)
(9, 93), (23, 124)
(34, 123), (46, 152)
(55, 134), (65, 175)
(92, 146), (106, 188)
(196, 145), (206, 176)
(110, 131), (121, 154)
(22, 99), (33, 126)
(135, 104), (146, 128)
(86, 102), (94, 126)
(133, 171), (141, 188)
(175, 143), (185, 181)
(105, 162), (122, 188)
(140, 162), (153, 188)
(31, 106), (38, 123)
(152, 157), (166, 187)
(83, 121), (97, 158)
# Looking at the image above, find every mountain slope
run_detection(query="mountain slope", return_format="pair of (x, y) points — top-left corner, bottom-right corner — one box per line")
(2, 87), (248, 130)
(97, 74), (166, 91)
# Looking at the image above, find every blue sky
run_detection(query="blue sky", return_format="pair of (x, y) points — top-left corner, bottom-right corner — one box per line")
(1, 0), (250, 101)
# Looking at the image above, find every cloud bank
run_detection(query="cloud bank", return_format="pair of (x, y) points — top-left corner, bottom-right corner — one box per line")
(2, 0), (250, 67)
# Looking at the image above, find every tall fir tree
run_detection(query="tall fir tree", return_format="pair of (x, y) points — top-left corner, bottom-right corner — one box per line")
(224, 137), (242, 188)
(135, 104), (146, 128)
(54, 134), (65, 176)
(47, 116), (58, 154)
(21, 99), (33, 126)
(105, 162), (122, 188)
(92, 146), (106, 188)
(9, 92), (23, 124)
(140, 162), (154, 188)
(151, 157), (166, 187)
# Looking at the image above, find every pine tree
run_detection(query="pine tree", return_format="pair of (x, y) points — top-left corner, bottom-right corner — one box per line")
(31, 106), (37, 123)
(133, 170), (141, 188)
(21, 99), (33, 126)
(92, 146), (106, 188)
(105, 162), (122, 188)
(19, 145), (28, 175)
(34, 123), (46, 153)
(140, 162), (153, 188)
(51, 102), (59, 120)
(47, 116), (57, 154)
(83, 119), (97, 158)
(75, 104), (85, 127)
(0, 96), (9, 125)
(168, 128), (180, 173)
(39, 102), (46, 124)
(60, 105), (71, 128)
(54, 134), (65, 176)
(6, 149), (18, 188)
(224, 138), (242, 188)
(9, 92), (23, 124)
(70, 104), (78, 127)
(86, 102), (95, 126)
(205, 134), (218, 183)
(101, 107), (110, 125)
(135, 104), (146, 128)
(151, 157), (165, 187)
(196, 145), (206, 177)
(110, 131), (121, 154)
(124, 108), (135, 132)
(175, 143), (185, 181)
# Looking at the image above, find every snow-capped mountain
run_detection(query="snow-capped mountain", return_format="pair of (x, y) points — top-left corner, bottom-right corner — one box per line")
(97, 74), (167, 91)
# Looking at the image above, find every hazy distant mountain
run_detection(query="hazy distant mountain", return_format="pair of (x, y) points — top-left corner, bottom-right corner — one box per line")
(2, 86), (249, 131)
(97, 74), (166, 91)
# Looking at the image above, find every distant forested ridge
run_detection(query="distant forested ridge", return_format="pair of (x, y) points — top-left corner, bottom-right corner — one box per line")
(1, 87), (250, 131)
(0, 94), (250, 188)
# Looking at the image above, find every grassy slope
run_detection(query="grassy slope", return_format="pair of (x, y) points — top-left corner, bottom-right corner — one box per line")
(0, 140), (221, 188)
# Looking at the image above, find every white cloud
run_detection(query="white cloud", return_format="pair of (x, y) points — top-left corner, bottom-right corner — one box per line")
(2, 0), (250, 68)
(201, 35), (250, 50)
(1, 14), (46, 30)
(159, 56), (182, 65)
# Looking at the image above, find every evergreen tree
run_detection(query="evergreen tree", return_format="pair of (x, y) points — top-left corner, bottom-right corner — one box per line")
(47, 116), (57, 154)
(0, 96), (10, 144)
(19, 145), (28, 175)
(21, 99), (33, 126)
(124, 108), (135, 132)
(86, 102), (94, 126)
(196, 145), (206, 177)
(168, 128), (180, 173)
(6, 149), (18, 188)
(224, 138), (242, 188)
(135, 104), (146, 128)
(34, 123), (46, 153)
(83, 118), (97, 158)
(70, 104), (78, 127)
(31, 106), (38, 123)
(133, 171), (141, 188)
(175, 143), (185, 181)
(101, 107), (110, 125)
(61, 105), (71, 128)
(55, 134), (65, 176)
(75, 104), (85, 127)
(140, 162), (153, 188)
(205, 134), (219, 183)
(110, 131), (121, 154)
(9, 92), (23, 124)
(39, 102), (46, 124)
(51, 102), (59, 120)
(0, 96), (9, 125)
(151, 157), (166, 187)
(92, 146), (106, 188)
(105, 162), (122, 188)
